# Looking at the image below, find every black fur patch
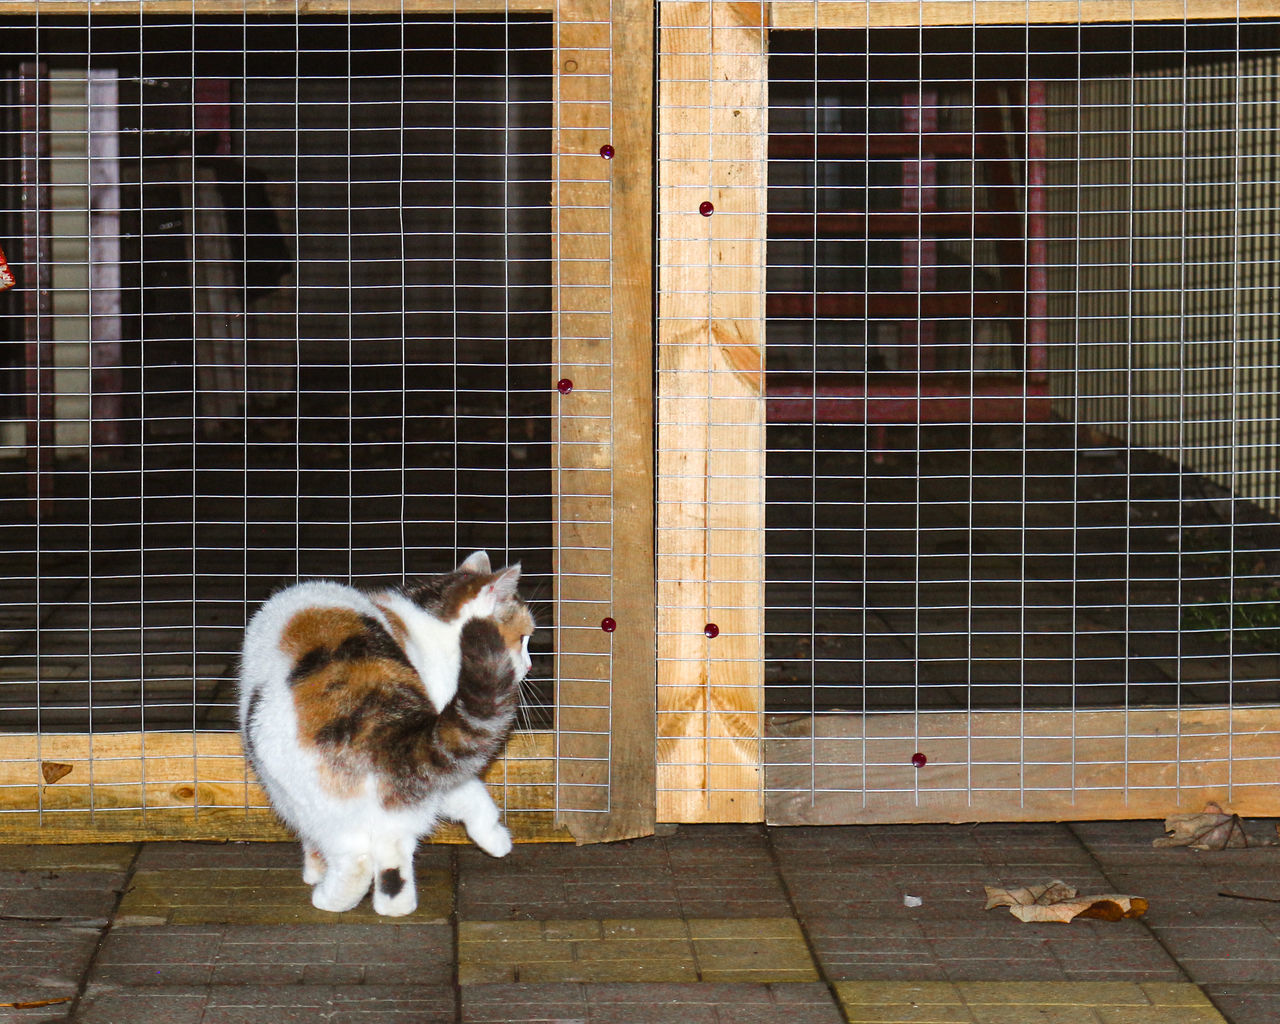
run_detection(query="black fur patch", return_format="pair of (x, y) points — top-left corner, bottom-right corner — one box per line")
(379, 867), (405, 899)
(336, 617), (412, 666)
(288, 645), (331, 685)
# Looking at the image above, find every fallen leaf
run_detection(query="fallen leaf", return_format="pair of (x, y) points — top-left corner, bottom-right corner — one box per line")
(0, 997), (73, 1009)
(984, 881), (1147, 924)
(40, 761), (73, 785)
(1153, 802), (1248, 850)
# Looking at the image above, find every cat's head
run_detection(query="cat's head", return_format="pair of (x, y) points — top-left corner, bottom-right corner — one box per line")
(407, 551), (535, 679)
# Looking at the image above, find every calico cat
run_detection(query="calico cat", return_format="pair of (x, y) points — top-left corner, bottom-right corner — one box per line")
(238, 551), (533, 916)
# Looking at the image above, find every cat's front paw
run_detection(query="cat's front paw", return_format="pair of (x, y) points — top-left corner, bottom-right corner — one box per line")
(471, 821), (513, 858)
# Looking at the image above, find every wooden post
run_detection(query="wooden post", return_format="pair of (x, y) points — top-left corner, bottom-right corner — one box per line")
(656, 0), (768, 823)
(553, 0), (657, 843)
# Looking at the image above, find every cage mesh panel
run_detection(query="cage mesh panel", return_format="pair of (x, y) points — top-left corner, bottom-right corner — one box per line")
(757, 20), (1280, 819)
(0, 13), (570, 824)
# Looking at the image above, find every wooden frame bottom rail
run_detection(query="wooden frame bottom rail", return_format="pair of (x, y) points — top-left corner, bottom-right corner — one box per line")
(765, 706), (1280, 826)
(0, 730), (569, 844)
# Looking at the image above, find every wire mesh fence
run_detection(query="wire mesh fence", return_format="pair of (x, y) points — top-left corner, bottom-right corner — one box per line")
(656, 3), (1280, 825)
(762, 18), (1280, 821)
(0, 8), (611, 835)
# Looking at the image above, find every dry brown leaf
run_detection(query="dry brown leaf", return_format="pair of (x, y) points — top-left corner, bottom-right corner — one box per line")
(1153, 802), (1248, 850)
(40, 761), (73, 785)
(984, 881), (1147, 924)
(0, 997), (73, 1009)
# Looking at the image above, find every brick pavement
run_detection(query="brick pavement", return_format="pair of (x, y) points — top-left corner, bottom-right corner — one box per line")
(0, 821), (1275, 1023)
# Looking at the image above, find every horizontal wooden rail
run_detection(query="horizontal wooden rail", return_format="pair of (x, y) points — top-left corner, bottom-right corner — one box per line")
(0, 730), (567, 844)
(3, 0), (554, 14)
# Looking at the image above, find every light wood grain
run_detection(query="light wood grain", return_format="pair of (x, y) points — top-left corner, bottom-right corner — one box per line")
(7, 0), (551, 13)
(766, 708), (1280, 825)
(769, 0), (1279, 29)
(551, 0), (657, 843)
(656, 0), (767, 824)
(0, 730), (564, 843)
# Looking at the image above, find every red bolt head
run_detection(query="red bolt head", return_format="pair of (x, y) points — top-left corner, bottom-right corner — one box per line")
(599, 144), (615, 159)
(556, 378), (573, 394)
(703, 623), (719, 638)
(698, 200), (714, 217)
(600, 617), (617, 633)
(911, 752), (927, 768)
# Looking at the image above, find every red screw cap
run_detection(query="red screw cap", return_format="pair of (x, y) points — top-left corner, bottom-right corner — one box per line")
(599, 144), (615, 159)
(698, 200), (714, 217)
(703, 623), (719, 638)
(600, 617), (617, 633)
(556, 378), (574, 394)
(911, 752), (928, 768)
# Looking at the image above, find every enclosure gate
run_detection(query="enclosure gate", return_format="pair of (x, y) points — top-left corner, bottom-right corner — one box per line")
(0, 0), (653, 845)
(5, 0), (1280, 845)
(656, 0), (1280, 826)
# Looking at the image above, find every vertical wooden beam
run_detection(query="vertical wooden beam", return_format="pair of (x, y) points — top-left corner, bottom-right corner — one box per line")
(553, 0), (657, 842)
(656, 0), (767, 823)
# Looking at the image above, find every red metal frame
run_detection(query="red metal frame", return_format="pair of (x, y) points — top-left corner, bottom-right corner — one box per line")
(767, 81), (1049, 426)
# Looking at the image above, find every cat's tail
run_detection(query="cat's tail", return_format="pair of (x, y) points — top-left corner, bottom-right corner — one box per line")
(430, 617), (520, 769)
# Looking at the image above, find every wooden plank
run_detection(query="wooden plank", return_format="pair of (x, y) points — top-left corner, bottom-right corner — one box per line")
(3, 0), (553, 13)
(765, 709), (1280, 825)
(656, 0), (766, 825)
(551, 0), (657, 843)
(769, 0), (1280, 29)
(0, 731), (566, 843)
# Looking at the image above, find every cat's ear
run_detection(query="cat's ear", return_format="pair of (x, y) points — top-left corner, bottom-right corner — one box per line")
(484, 563), (522, 603)
(459, 550), (491, 575)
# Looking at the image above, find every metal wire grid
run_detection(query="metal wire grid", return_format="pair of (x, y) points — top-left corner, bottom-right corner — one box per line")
(0, 9), (578, 824)
(762, 18), (1280, 818)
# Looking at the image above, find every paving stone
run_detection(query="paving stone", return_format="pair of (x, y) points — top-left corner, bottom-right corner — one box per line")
(0, 845), (136, 872)
(132, 840), (453, 872)
(90, 923), (453, 986)
(0, 846), (133, 926)
(0, 919), (103, 1008)
(115, 866), (452, 925)
(461, 982), (844, 1023)
(1148, 923), (1280, 983)
(835, 981), (1228, 1024)
(0, 867), (124, 923)
(1201, 983), (1280, 1024)
(76, 984), (456, 1023)
(458, 917), (816, 985)
(460, 827), (790, 920)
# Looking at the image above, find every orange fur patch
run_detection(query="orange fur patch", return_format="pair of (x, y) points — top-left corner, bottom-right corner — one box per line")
(282, 606), (422, 751)
(280, 607), (366, 658)
(497, 604), (535, 647)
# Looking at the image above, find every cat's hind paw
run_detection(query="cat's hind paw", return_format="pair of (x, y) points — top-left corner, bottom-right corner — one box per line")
(302, 847), (326, 886)
(310, 854), (372, 913)
(311, 884), (365, 914)
(372, 887), (418, 917)
(371, 865), (418, 917)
